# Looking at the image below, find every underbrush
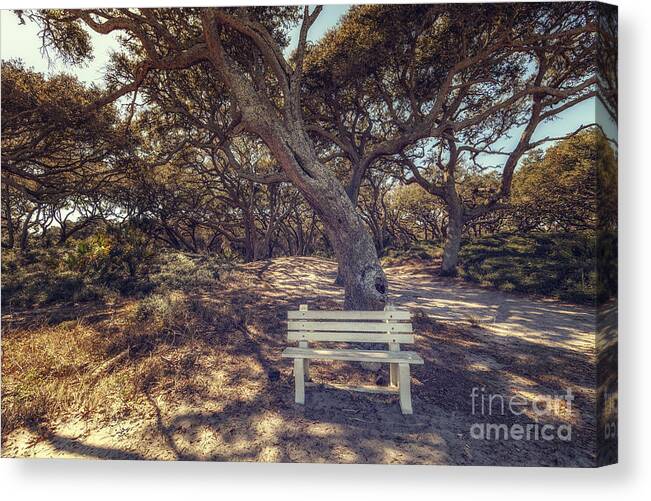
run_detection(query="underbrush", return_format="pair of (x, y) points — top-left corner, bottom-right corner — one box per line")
(1, 320), (141, 434)
(381, 241), (443, 266)
(1, 230), (609, 435)
(1, 282), (255, 436)
(457, 232), (598, 304)
(147, 252), (235, 290)
(1, 243), (236, 310)
(381, 232), (606, 304)
(1, 242), (246, 435)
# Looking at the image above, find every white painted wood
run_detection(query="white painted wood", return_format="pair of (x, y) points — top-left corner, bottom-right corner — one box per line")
(294, 358), (305, 404)
(305, 381), (399, 395)
(385, 304), (400, 387)
(288, 331), (414, 344)
(288, 321), (412, 333)
(284, 306), (419, 414)
(298, 304), (310, 379)
(282, 347), (424, 364)
(288, 310), (411, 321)
(298, 340), (310, 380)
(389, 343), (400, 387)
(398, 363), (413, 415)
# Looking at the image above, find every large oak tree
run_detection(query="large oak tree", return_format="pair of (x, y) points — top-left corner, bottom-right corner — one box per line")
(22, 6), (390, 309)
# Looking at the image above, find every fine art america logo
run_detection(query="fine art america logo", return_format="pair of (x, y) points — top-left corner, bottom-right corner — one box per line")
(470, 387), (574, 441)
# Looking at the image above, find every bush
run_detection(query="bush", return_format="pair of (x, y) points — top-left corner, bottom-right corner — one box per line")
(1, 232), (236, 309)
(457, 232), (598, 304)
(381, 241), (443, 265)
(134, 290), (190, 327)
(2, 249), (83, 308)
(65, 228), (155, 283)
(597, 230), (617, 303)
(147, 252), (232, 290)
(2, 246), (136, 310)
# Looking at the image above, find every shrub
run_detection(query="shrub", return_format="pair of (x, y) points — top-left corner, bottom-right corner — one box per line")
(597, 230), (617, 303)
(458, 232), (597, 304)
(381, 242), (443, 265)
(64, 227), (155, 284)
(1, 233), (236, 309)
(147, 252), (231, 290)
(2, 246), (131, 310)
(1, 249), (85, 309)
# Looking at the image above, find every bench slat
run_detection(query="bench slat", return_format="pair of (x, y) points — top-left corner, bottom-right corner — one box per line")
(281, 347), (424, 364)
(305, 381), (400, 395)
(287, 310), (411, 321)
(288, 331), (414, 344)
(287, 321), (412, 333)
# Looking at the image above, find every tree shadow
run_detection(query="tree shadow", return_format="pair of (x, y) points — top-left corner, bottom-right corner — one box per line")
(132, 301), (597, 465)
(19, 423), (147, 460)
(5, 257), (602, 465)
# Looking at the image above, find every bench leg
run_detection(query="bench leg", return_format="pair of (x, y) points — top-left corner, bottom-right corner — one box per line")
(388, 342), (399, 387)
(390, 363), (398, 387)
(294, 358), (305, 404)
(299, 341), (310, 381)
(398, 363), (413, 415)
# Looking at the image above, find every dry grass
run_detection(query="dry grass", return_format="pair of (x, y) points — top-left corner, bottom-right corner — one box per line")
(2, 319), (133, 433)
(1, 285), (249, 436)
(1, 247), (251, 436)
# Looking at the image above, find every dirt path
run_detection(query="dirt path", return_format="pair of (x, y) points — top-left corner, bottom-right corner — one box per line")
(389, 263), (596, 354)
(2, 257), (600, 465)
(259, 257), (596, 353)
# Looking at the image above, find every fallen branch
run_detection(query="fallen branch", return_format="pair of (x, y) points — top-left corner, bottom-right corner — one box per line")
(90, 348), (130, 378)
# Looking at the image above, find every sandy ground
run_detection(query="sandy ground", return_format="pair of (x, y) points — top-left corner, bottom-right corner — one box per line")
(2, 257), (602, 465)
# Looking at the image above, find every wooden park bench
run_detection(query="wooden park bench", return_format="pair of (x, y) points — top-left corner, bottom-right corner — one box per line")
(281, 304), (423, 414)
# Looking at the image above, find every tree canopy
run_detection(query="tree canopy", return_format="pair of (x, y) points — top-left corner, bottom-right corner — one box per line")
(2, 4), (616, 306)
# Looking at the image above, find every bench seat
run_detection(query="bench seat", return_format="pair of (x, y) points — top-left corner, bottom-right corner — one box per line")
(282, 347), (424, 364)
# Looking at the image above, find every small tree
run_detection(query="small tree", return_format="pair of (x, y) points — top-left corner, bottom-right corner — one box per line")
(509, 129), (616, 233)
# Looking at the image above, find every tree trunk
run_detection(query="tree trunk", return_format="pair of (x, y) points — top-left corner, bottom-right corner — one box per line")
(334, 163), (367, 287)
(305, 177), (385, 306)
(257, 126), (387, 310)
(2, 188), (15, 249)
(3, 211), (15, 249)
(19, 209), (36, 255)
(58, 223), (68, 245)
(324, 218), (387, 310)
(440, 197), (464, 277)
(242, 209), (255, 262)
(202, 26), (387, 310)
(334, 267), (345, 286)
(254, 204), (279, 260)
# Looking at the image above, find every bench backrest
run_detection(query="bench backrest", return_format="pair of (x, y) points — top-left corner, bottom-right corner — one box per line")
(287, 306), (413, 345)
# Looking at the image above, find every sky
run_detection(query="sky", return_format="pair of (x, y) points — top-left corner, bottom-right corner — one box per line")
(1, 6), (617, 158)
(285, 4), (351, 55)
